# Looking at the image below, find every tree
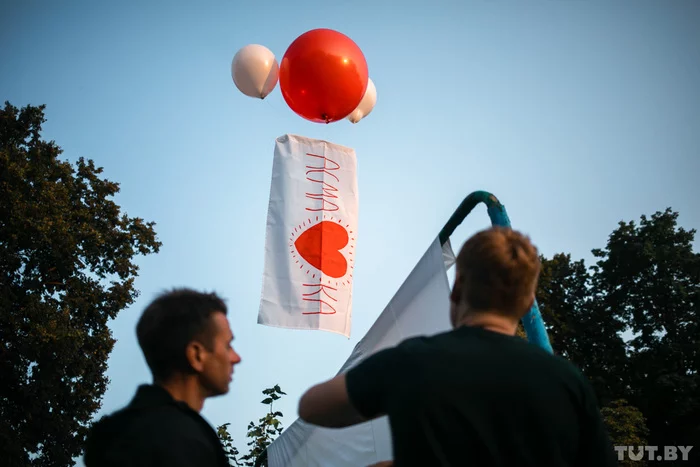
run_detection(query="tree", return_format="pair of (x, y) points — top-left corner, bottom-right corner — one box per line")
(217, 423), (242, 466)
(0, 102), (162, 466)
(536, 253), (629, 405)
(218, 385), (287, 467)
(535, 253), (590, 361)
(536, 208), (699, 450)
(591, 209), (699, 447)
(601, 399), (650, 467)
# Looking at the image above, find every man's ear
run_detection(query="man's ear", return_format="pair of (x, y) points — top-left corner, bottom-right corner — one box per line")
(185, 341), (206, 373)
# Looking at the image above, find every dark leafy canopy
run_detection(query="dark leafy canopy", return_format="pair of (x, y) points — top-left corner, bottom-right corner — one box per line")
(537, 208), (699, 449)
(0, 102), (161, 466)
(536, 252), (628, 403)
(592, 210), (700, 447)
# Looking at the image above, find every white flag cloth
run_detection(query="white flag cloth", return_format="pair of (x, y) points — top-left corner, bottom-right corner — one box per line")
(258, 134), (359, 338)
(266, 236), (456, 467)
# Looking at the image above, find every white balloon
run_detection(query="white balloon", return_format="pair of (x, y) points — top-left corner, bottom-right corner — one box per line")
(347, 78), (377, 124)
(231, 44), (279, 99)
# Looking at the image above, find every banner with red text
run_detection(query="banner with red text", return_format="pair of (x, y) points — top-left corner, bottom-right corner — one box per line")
(257, 134), (359, 337)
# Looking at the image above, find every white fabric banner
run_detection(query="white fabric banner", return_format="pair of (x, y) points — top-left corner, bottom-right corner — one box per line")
(258, 134), (359, 338)
(267, 236), (456, 467)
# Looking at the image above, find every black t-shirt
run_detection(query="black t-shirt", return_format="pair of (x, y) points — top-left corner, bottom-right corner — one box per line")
(84, 385), (229, 467)
(346, 326), (618, 467)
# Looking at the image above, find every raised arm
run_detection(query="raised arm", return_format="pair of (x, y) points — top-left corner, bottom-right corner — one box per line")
(298, 346), (405, 428)
(298, 373), (368, 428)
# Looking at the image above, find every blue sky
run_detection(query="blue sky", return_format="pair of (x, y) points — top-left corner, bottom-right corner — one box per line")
(2, 0), (699, 463)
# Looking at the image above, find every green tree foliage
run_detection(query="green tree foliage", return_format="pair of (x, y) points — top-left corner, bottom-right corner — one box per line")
(591, 209), (699, 447)
(218, 385), (286, 467)
(217, 422), (242, 466)
(601, 399), (650, 466)
(0, 102), (161, 466)
(536, 208), (699, 450)
(536, 252), (629, 404)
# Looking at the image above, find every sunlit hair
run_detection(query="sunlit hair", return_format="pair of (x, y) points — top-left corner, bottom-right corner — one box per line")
(455, 227), (541, 318)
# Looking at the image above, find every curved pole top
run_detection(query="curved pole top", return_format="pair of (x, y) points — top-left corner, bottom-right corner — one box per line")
(439, 190), (504, 245)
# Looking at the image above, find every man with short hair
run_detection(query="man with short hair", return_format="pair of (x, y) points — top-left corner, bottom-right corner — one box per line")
(298, 227), (617, 466)
(84, 288), (241, 467)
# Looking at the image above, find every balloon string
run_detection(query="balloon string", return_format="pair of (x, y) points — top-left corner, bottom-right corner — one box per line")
(266, 89), (287, 110)
(262, 94), (277, 114)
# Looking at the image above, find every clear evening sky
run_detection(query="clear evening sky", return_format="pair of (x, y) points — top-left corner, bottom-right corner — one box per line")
(1, 0), (698, 463)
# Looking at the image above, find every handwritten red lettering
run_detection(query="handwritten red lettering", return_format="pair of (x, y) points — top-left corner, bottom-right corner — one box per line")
(305, 197), (339, 212)
(301, 283), (338, 315)
(305, 153), (341, 212)
(306, 181), (338, 200)
(305, 153), (340, 182)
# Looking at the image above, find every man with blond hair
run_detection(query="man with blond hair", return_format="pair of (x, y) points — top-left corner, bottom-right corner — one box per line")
(298, 227), (617, 466)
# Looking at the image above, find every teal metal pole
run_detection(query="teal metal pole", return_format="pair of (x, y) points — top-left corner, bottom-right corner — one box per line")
(439, 191), (553, 354)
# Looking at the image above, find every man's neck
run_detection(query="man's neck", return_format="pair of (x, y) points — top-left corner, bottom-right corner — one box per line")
(457, 310), (519, 336)
(157, 376), (206, 412)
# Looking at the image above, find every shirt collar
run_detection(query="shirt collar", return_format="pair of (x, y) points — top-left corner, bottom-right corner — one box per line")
(128, 384), (193, 412)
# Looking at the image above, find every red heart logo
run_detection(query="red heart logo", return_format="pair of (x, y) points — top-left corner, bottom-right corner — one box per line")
(294, 221), (349, 278)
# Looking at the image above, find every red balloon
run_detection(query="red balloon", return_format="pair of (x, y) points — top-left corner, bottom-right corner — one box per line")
(280, 29), (369, 124)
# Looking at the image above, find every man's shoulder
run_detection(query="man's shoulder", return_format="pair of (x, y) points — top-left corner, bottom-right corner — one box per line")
(85, 395), (221, 466)
(395, 328), (458, 350)
(366, 329), (486, 363)
(391, 327), (481, 357)
(398, 328), (589, 380)
(86, 403), (194, 449)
